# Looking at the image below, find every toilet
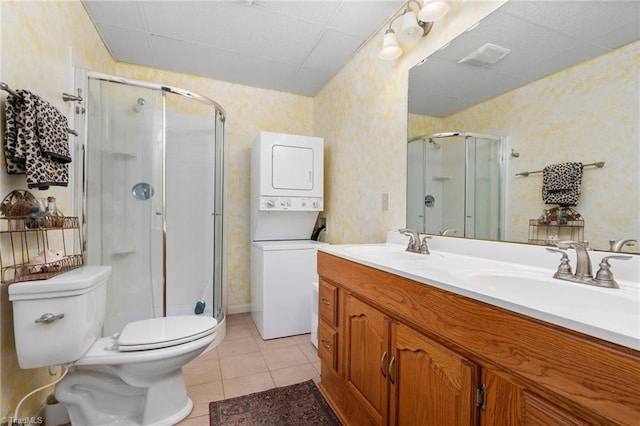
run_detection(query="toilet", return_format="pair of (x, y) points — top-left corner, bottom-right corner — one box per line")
(9, 265), (218, 426)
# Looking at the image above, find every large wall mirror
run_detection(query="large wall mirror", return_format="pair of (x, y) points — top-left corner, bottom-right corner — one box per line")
(407, 0), (639, 253)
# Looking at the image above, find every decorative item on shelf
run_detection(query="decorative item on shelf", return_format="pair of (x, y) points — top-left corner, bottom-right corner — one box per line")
(28, 249), (65, 274)
(45, 196), (65, 227)
(529, 207), (584, 246)
(26, 197), (47, 229)
(0, 190), (37, 225)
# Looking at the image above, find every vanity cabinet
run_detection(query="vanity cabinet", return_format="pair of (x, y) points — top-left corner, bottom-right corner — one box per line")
(317, 251), (640, 426)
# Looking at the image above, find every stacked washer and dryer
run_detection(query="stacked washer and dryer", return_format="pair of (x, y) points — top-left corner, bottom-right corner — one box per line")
(250, 131), (325, 341)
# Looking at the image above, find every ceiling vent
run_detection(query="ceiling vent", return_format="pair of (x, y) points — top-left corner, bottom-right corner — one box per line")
(458, 43), (511, 67)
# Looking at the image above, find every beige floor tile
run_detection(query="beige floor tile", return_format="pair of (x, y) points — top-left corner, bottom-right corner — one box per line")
(183, 357), (222, 386)
(177, 414), (210, 426)
(292, 333), (312, 346)
(248, 321), (261, 338)
(225, 313), (249, 327)
(261, 345), (309, 371)
(312, 360), (322, 375)
(185, 381), (224, 419)
(219, 351), (268, 379)
(223, 371), (275, 399)
(298, 341), (321, 363)
(225, 322), (254, 341)
(254, 336), (297, 352)
(217, 336), (259, 359)
(271, 363), (320, 387)
(198, 345), (219, 361)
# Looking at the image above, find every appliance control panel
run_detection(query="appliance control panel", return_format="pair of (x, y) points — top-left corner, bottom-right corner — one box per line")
(259, 196), (323, 211)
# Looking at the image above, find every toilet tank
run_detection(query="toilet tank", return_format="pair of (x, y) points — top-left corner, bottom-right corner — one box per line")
(9, 266), (112, 369)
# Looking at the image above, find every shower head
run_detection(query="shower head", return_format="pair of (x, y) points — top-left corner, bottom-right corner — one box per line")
(428, 138), (441, 149)
(132, 97), (147, 113)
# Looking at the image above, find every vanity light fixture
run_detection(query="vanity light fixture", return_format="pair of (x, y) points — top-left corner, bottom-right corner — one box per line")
(378, 0), (450, 61)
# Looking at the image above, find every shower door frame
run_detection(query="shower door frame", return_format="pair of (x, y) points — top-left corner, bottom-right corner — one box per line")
(83, 71), (226, 322)
(408, 131), (506, 239)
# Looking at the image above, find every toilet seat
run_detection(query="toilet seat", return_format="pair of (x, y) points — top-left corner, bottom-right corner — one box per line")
(117, 316), (217, 351)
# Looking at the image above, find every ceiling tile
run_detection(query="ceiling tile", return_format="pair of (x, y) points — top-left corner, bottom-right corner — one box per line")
(95, 23), (156, 66)
(150, 35), (300, 93)
(328, 1), (402, 37)
(82, 0), (145, 30)
(251, 0), (342, 26)
(500, 0), (640, 43)
(302, 29), (364, 73)
(141, 1), (325, 65)
(286, 67), (335, 97)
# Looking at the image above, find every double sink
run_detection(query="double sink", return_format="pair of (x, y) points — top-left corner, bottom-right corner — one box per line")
(321, 242), (640, 350)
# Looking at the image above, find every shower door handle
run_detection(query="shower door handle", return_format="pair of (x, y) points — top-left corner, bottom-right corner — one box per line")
(132, 182), (154, 200)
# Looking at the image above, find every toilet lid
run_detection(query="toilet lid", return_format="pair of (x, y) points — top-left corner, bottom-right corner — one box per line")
(117, 316), (217, 352)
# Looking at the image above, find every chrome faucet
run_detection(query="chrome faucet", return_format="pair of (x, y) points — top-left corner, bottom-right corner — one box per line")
(610, 238), (637, 252)
(439, 228), (458, 236)
(556, 241), (592, 281)
(548, 241), (631, 288)
(398, 228), (429, 254)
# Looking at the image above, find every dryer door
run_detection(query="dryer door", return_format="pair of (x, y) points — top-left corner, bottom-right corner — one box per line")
(272, 144), (314, 190)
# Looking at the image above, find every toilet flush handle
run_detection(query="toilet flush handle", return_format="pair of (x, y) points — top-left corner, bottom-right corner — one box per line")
(35, 313), (64, 324)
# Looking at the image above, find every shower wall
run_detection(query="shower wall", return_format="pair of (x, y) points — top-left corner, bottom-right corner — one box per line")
(85, 75), (224, 335)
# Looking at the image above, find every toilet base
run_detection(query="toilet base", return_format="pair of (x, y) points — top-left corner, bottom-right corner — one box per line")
(55, 366), (193, 426)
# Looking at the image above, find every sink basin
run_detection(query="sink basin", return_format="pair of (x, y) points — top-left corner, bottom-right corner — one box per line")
(452, 269), (640, 316)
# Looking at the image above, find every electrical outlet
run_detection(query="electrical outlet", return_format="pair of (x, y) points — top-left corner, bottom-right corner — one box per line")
(382, 193), (390, 211)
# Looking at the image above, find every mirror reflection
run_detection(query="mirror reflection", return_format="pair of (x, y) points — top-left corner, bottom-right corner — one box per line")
(407, 0), (639, 253)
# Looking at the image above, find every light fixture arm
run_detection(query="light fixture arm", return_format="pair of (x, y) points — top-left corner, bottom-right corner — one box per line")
(384, 0), (436, 37)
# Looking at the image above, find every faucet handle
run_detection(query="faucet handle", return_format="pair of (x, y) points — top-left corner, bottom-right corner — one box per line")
(546, 248), (573, 279)
(419, 236), (431, 255)
(556, 240), (585, 250)
(594, 255), (632, 288)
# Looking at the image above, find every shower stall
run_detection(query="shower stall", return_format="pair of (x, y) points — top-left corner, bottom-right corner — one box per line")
(83, 73), (225, 339)
(407, 132), (504, 240)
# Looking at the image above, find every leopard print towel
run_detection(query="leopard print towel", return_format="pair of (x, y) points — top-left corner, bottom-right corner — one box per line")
(542, 162), (583, 207)
(3, 89), (71, 189)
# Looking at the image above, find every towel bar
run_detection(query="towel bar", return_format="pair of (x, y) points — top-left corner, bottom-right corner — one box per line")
(516, 161), (605, 177)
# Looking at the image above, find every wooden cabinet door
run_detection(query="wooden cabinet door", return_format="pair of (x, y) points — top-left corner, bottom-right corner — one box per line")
(344, 293), (389, 425)
(388, 322), (480, 426)
(481, 369), (522, 426)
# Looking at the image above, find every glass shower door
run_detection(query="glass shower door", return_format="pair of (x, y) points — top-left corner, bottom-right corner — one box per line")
(468, 136), (502, 240)
(164, 92), (217, 317)
(86, 79), (164, 335)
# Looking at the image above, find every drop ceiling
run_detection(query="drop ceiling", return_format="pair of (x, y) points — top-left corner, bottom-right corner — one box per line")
(409, 1), (640, 117)
(81, 0), (403, 97)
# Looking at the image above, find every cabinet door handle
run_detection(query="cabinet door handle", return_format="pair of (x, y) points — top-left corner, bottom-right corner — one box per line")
(321, 340), (331, 350)
(380, 352), (388, 377)
(388, 356), (396, 384)
(321, 298), (331, 306)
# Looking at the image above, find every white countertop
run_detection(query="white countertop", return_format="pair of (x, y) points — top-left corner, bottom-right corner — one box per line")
(319, 232), (640, 351)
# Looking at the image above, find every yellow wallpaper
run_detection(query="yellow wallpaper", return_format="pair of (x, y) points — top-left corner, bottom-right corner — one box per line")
(408, 113), (442, 140)
(440, 41), (639, 249)
(0, 0), (116, 420)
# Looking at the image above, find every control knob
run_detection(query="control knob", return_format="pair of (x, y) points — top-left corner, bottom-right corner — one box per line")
(265, 199), (275, 208)
(311, 200), (320, 208)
